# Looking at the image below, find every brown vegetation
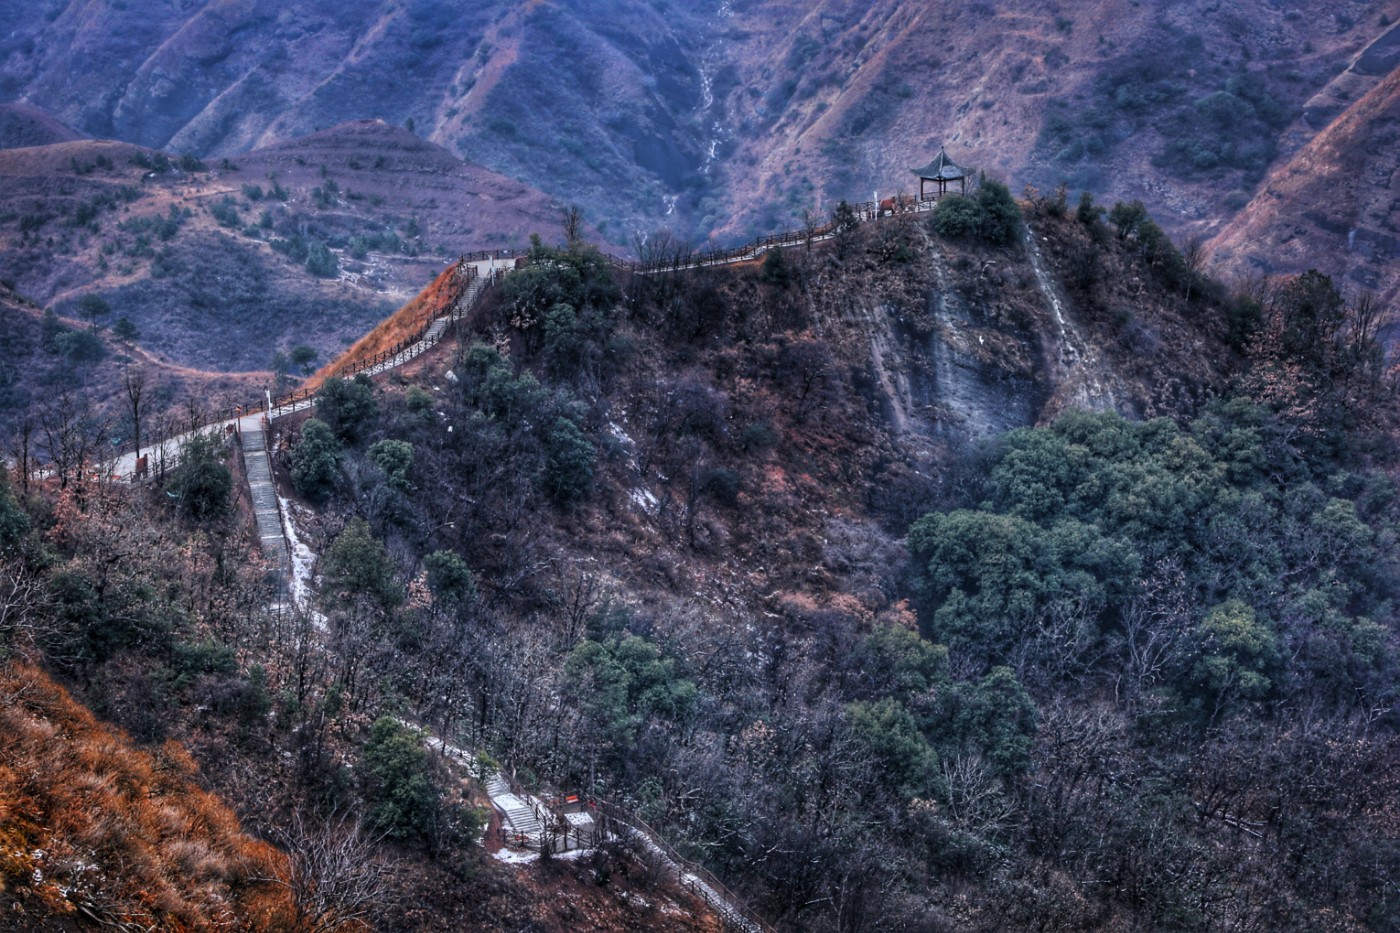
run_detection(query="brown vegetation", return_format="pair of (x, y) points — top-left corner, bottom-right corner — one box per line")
(307, 263), (465, 390)
(0, 662), (300, 931)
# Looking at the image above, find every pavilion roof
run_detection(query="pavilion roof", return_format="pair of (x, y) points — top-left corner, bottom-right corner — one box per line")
(912, 148), (969, 181)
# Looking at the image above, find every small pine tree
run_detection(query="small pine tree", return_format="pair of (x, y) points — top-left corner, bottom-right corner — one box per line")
(545, 417), (596, 506)
(112, 317), (140, 345)
(169, 435), (232, 521)
(305, 241), (339, 278)
(290, 418), (341, 502)
(75, 293), (111, 331)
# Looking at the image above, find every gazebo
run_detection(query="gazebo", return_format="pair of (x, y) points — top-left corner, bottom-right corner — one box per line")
(912, 148), (970, 201)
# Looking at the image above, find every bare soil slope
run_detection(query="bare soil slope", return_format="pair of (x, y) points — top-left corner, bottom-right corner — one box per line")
(0, 121), (562, 373)
(1207, 67), (1400, 310)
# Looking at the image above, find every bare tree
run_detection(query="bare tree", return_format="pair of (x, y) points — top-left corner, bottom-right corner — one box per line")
(1181, 234), (1207, 300)
(0, 559), (44, 657)
(39, 390), (107, 494)
(7, 412), (35, 493)
(269, 810), (396, 933)
(561, 205), (585, 248)
(1116, 563), (1193, 708)
(123, 365), (146, 457)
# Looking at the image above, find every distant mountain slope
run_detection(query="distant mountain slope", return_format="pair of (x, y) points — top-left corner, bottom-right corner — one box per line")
(1206, 67), (1400, 309)
(0, 120), (563, 372)
(0, 280), (263, 443)
(0, 101), (81, 148)
(2, 0), (1393, 243)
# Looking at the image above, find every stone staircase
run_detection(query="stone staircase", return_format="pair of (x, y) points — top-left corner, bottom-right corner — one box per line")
(486, 773), (544, 844)
(240, 421), (289, 582)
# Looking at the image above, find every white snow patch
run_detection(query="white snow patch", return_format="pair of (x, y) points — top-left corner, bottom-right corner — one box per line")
(491, 844), (593, 866)
(493, 848), (539, 865)
(553, 846), (593, 861)
(629, 487), (659, 513)
(608, 421), (635, 448)
(278, 494), (328, 629)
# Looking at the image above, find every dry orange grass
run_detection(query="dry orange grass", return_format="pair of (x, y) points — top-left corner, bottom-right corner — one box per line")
(0, 662), (301, 931)
(304, 262), (465, 391)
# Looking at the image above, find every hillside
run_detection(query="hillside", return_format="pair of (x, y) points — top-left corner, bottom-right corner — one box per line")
(1207, 65), (1400, 310)
(0, 280), (263, 449)
(0, 102), (81, 149)
(2, 186), (1397, 928)
(242, 206), (1392, 929)
(0, 121), (562, 373)
(0, 662), (298, 931)
(2, 1), (1396, 243)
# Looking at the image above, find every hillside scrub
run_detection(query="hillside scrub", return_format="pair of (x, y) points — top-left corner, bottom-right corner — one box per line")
(226, 215), (1394, 928)
(0, 662), (299, 929)
(3, 208), (1399, 929)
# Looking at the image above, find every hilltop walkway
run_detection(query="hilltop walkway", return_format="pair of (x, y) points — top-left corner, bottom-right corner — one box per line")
(83, 201), (963, 933)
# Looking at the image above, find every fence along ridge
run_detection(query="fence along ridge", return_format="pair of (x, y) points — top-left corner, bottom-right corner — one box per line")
(126, 197), (930, 461)
(258, 263), (483, 420)
(589, 796), (774, 933)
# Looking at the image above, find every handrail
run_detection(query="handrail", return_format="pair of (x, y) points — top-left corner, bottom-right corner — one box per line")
(589, 796), (775, 933)
(113, 188), (948, 476)
(493, 766), (772, 932)
(613, 193), (941, 275)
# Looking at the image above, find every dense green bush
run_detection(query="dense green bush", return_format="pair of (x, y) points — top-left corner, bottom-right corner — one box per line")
(423, 550), (475, 606)
(845, 698), (940, 800)
(930, 194), (982, 239)
(500, 236), (619, 350)
(930, 180), (1021, 245)
(0, 471), (28, 555)
(53, 329), (104, 364)
(168, 434), (232, 521)
(317, 375), (377, 445)
(544, 416), (595, 506)
(321, 518), (402, 619)
(305, 240), (339, 278)
(360, 717), (440, 841)
(290, 418), (341, 502)
(563, 635), (697, 761)
(367, 439), (414, 491)
(907, 406), (1399, 722)
(209, 197), (240, 229)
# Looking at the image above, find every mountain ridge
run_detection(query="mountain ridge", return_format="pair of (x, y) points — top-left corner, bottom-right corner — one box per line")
(1206, 64), (1400, 309)
(4, 0), (1396, 245)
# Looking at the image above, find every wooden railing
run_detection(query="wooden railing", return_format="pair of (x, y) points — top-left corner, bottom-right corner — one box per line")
(618, 194), (941, 275)
(111, 187), (947, 474)
(493, 764), (773, 932)
(258, 263), (484, 421)
(589, 796), (775, 933)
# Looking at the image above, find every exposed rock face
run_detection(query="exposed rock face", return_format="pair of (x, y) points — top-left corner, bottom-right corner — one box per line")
(804, 217), (1221, 452)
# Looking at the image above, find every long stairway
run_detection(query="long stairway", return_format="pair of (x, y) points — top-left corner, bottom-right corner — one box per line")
(241, 421), (290, 582)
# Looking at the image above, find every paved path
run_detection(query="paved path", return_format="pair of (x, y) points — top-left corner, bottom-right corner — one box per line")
(631, 197), (940, 275)
(417, 727), (767, 929)
(484, 773), (547, 847)
(240, 420), (289, 578)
